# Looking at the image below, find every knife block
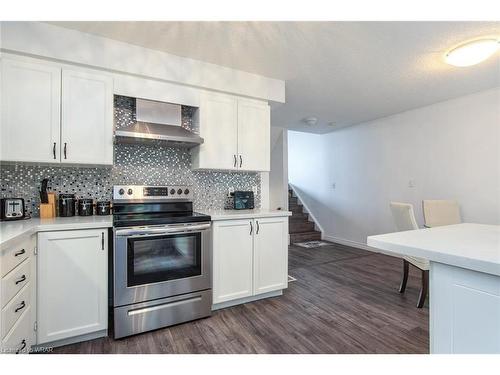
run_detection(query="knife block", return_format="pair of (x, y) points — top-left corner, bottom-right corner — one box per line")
(40, 193), (56, 219)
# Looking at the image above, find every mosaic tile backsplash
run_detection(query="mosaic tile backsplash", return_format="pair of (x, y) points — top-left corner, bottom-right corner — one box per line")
(0, 96), (260, 217)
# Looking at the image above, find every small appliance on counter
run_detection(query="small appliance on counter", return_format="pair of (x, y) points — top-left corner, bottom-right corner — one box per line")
(233, 191), (255, 210)
(0, 198), (26, 221)
(96, 201), (111, 216)
(78, 198), (94, 216)
(58, 194), (76, 217)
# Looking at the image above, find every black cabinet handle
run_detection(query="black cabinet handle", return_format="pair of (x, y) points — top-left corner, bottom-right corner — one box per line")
(101, 232), (105, 250)
(15, 275), (26, 285)
(239, 155), (243, 168)
(53, 142), (56, 159)
(15, 301), (26, 313)
(64, 142), (67, 159)
(14, 249), (25, 257)
(233, 154), (237, 168)
(256, 221), (260, 235)
(249, 221), (253, 235)
(16, 339), (27, 354)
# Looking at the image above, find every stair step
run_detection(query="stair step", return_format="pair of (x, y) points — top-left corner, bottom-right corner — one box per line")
(290, 231), (322, 243)
(288, 196), (298, 205)
(289, 220), (315, 233)
(290, 205), (304, 214)
(290, 212), (309, 220)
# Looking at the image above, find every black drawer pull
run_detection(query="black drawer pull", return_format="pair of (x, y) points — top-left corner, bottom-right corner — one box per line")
(15, 301), (26, 313)
(53, 142), (56, 159)
(14, 249), (25, 257)
(15, 275), (26, 285)
(16, 339), (27, 354)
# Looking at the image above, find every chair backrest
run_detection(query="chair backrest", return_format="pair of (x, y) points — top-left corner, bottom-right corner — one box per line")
(390, 202), (419, 232)
(422, 200), (461, 227)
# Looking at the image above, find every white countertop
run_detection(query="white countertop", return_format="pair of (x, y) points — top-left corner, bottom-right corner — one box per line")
(367, 223), (500, 276)
(201, 209), (292, 221)
(0, 216), (113, 248)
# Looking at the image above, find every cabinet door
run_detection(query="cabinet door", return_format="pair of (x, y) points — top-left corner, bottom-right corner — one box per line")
(192, 93), (238, 170)
(0, 58), (61, 163)
(253, 217), (288, 295)
(37, 229), (107, 344)
(61, 69), (113, 165)
(212, 220), (254, 304)
(237, 99), (270, 172)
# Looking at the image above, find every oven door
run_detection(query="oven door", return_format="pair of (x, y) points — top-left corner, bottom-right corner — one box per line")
(113, 222), (211, 307)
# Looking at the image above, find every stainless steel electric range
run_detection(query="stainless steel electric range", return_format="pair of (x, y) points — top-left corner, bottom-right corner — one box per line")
(111, 185), (212, 339)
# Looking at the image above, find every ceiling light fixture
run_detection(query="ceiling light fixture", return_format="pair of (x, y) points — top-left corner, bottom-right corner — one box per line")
(303, 117), (318, 126)
(445, 39), (499, 67)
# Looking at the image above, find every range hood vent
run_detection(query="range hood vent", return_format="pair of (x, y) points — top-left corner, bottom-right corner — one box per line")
(115, 98), (203, 148)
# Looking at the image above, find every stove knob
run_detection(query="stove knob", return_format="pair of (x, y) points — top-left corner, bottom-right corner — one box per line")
(184, 189), (190, 195)
(118, 188), (125, 195)
(177, 189), (183, 195)
(170, 188), (176, 195)
(127, 188), (133, 195)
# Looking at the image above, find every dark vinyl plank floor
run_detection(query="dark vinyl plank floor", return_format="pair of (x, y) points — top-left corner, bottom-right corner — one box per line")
(51, 242), (429, 354)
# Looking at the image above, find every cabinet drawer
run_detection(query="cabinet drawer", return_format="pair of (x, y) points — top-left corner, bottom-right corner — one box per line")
(1, 306), (32, 354)
(1, 258), (32, 308)
(2, 282), (32, 339)
(1, 235), (33, 277)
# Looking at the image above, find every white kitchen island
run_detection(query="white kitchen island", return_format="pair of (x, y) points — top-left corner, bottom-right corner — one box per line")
(367, 223), (500, 354)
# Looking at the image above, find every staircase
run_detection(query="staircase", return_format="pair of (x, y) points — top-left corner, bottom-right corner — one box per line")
(288, 187), (322, 243)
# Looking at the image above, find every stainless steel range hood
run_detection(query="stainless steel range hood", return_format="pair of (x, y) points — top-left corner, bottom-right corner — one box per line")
(115, 98), (203, 148)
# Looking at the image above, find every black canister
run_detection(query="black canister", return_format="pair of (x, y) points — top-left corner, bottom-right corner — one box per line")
(96, 201), (111, 216)
(58, 194), (76, 217)
(78, 198), (94, 216)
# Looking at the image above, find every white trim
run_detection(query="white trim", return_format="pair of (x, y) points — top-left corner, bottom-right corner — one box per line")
(288, 184), (324, 235)
(0, 22), (285, 103)
(323, 234), (401, 259)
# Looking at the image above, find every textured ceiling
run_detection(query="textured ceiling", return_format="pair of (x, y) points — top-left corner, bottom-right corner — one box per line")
(50, 21), (500, 133)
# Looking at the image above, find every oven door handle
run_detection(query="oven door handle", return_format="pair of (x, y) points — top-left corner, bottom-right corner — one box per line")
(115, 223), (211, 237)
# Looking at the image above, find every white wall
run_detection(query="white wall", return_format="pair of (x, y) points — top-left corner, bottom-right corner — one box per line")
(269, 127), (289, 210)
(288, 88), (500, 245)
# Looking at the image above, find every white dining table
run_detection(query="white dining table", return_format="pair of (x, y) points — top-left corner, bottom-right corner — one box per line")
(367, 223), (500, 354)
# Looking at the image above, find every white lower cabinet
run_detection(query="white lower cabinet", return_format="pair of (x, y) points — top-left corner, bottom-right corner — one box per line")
(213, 220), (254, 304)
(253, 217), (288, 295)
(212, 216), (288, 306)
(0, 234), (36, 354)
(37, 229), (108, 345)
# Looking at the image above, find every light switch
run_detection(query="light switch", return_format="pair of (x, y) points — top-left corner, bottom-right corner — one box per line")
(408, 180), (416, 188)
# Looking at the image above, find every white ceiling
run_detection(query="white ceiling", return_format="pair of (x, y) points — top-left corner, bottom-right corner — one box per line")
(50, 21), (500, 134)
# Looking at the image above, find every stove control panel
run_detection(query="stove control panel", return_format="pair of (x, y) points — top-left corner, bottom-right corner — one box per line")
(113, 185), (193, 201)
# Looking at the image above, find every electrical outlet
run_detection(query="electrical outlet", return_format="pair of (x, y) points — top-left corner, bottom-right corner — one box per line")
(227, 187), (234, 196)
(408, 179), (416, 188)
(252, 185), (258, 193)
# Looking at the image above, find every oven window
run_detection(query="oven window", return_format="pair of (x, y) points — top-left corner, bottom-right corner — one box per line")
(127, 233), (201, 287)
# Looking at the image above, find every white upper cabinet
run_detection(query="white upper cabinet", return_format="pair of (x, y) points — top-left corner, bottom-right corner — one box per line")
(237, 99), (270, 172)
(0, 56), (114, 166)
(1, 58), (61, 163)
(191, 94), (270, 172)
(192, 93), (238, 170)
(61, 70), (113, 165)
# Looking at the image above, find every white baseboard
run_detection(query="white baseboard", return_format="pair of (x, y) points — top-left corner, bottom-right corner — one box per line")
(323, 234), (399, 258)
